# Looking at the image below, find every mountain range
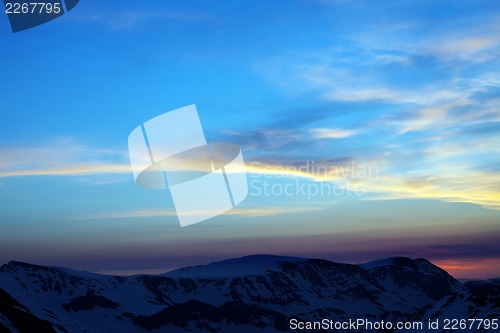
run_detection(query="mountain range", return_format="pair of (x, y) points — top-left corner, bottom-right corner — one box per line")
(0, 255), (498, 332)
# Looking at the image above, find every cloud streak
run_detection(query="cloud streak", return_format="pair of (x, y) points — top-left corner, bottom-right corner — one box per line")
(0, 140), (130, 178)
(72, 206), (322, 221)
(311, 128), (361, 139)
(1, 141), (498, 210)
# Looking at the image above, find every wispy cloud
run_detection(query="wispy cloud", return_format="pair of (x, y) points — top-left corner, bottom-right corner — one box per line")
(246, 157), (500, 210)
(258, 7), (500, 106)
(0, 140), (129, 178)
(0, 164), (131, 178)
(364, 172), (500, 211)
(310, 128), (361, 139)
(2, 140), (497, 211)
(299, 63), (498, 106)
(72, 206), (321, 221)
(72, 209), (176, 220)
(247, 5), (500, 213)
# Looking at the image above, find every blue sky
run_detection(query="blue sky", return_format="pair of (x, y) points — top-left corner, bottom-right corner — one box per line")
(0, 0), (499, 278)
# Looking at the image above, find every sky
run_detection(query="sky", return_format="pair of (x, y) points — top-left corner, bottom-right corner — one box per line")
(0, 0), (499, 278)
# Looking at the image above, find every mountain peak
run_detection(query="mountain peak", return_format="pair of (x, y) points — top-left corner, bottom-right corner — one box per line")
(360, 256), (417, 269)
(1, 260), (44, 273)
(164, 254), (307, 278)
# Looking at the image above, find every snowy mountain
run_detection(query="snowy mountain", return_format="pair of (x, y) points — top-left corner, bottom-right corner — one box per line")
(0, 255), (498, 332)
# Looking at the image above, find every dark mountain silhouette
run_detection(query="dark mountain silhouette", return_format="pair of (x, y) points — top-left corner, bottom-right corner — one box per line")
(0, 255), (497, 332)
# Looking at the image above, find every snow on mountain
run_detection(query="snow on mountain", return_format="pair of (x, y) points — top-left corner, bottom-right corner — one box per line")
(361, 257), (463, 310)
(0, 255), (497, 333)
(164, 255), (306, 278)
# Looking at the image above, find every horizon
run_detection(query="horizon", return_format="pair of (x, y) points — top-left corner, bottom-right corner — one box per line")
(1, 253), (498, 280)
(1, 0), (499, 280)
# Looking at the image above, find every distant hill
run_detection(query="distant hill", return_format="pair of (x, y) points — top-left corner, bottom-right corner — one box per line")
(0, 255), (498, 332)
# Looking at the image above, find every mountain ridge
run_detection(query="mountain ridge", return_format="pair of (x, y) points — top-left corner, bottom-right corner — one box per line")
(0, 255), (498, 332)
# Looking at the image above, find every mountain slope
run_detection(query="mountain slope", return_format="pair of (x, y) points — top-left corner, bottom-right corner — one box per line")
(0, 256), (497, 332)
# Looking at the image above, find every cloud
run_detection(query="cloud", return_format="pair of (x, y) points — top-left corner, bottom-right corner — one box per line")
(3, 141), (497, 211)
(311, 128), (361, 139)
(299, 62), (498, 106)
(1, 132), (498, 212)
(0, 140), (130, 178)
(246, 156), (500, 211)
(346, 8), (500, 65)
(248, 10), (500, 212)
(72, 206), (322, 221)
(257, 6), (500, 107)
(0, 164), (131, 178)
(362, 171), (500, 211)
(246, 159), (365, 183)
(380, 100), (468, 134)
(72, 209), (177, 220)
(220, 125), (363, 155)
(432, 37), (498, 60)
